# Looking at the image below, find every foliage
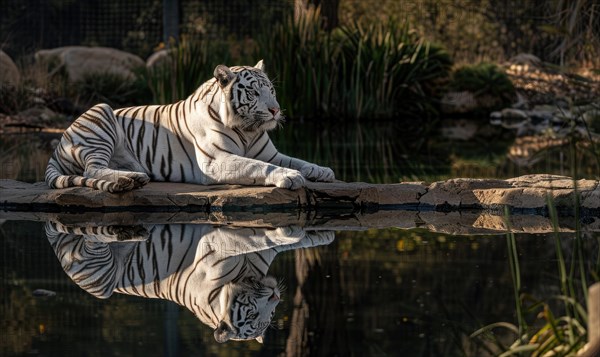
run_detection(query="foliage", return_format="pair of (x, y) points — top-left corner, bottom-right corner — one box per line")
(449, 62), (515, 107)
(72, 72), (151, 108)
(256, 8), (452, 121)
(543, 0), (600, 67)
(142, 37), (231, 104)
(0, 85), (33, 115)
(340, 0), (600, 68)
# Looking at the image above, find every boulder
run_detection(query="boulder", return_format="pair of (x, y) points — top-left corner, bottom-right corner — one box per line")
(505, 53), (600, 106)
(441, 91), (478, 114)
(440, 91), (503, 114)
(506, 53), (542, 70)
(146, 49), (172, 69)
(35, 46), (145, 83)
(490, 101), (600, 135)
(0, 50), (20, 87)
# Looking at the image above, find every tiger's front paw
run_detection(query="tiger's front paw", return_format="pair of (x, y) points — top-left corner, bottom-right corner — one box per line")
(300, 164), (335, 182)
(270, 169), (305, 190)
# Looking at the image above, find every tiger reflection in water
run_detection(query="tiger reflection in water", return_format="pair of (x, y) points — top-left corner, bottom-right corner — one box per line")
(45, 222), (334, 343)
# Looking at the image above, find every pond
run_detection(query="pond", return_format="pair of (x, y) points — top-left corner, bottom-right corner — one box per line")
(0, 121), (599, 356)
(1, 219), (598, 356)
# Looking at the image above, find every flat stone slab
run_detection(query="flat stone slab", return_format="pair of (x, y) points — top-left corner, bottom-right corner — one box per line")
(0, 174), (597, 214)
(1, 174), (598, 234)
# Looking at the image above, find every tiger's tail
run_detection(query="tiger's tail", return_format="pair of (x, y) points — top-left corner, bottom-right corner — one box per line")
(45, 159), (127, 193)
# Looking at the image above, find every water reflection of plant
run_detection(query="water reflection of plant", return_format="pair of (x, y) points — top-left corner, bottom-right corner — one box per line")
(271, 120), (446, 183)
(0, 133), (54, 182)
(0, 283), (37, 355)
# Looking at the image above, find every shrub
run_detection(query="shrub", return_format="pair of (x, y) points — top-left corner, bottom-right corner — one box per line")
(72, 72), (151, 108)
(448, 62), (515, 108)
(256, 8), (452, 121)
(0, 85), (32, 115)
(142, 37), (231, 104)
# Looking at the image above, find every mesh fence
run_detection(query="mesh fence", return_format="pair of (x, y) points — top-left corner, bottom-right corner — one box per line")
(0, 0), (291, 59)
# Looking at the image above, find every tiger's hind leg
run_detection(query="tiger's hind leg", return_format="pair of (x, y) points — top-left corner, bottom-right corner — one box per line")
(72, 103), (150, 192)
(106, 149), (151, 189)
(47, 221), (150, 242)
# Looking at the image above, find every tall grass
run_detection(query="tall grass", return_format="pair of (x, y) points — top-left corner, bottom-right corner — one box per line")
(471, 197), (597, 356)
(256, 8), (452, 121)
(142, 37), (231, 104)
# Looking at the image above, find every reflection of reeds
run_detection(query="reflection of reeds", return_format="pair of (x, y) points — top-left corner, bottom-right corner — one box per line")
(0, 134), (53, 182)
(271, 121), (415, 183)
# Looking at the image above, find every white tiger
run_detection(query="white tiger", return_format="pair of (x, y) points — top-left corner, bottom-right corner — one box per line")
(45, 60), (335, 193)
(45, 221), (335, 343)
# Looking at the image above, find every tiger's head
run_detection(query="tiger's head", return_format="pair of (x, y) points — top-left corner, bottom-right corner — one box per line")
(212, 275), (281, 344)
(214, 60), (283, 132)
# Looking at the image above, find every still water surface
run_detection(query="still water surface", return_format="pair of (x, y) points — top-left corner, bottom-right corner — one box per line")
(1, 219), (598, 356)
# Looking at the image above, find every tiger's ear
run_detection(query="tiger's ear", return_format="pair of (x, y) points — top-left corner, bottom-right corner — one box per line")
(214, 320), (236, 343)
(214, 65), (235, 88)
(254, 60), (265, 71)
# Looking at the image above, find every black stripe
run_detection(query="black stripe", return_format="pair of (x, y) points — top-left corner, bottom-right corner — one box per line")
(196, 144), (215, 161)
(252, 138), (270, 159)
(211, 129), (241, 149)
(160, 136), (172, 180)
(212, 143), (235, 155)
(208, 106), (221, 123)
(151, 108), (161, 163)
(232, 128), (248, 147)
(266, 151), (278, 163)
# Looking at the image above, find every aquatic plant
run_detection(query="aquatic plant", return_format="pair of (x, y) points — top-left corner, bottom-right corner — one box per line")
(0, 85), (32, 115)
(470, 199), (598, 356)
(336, 20), (452, 119)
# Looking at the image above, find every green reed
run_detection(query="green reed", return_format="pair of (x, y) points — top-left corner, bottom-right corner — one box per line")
(142, 37), (230, 105)
(256, 8), (451, 121)
(471, 192), (596, 356)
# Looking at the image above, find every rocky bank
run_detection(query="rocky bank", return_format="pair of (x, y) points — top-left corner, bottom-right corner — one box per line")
(1, 174), (598, 234)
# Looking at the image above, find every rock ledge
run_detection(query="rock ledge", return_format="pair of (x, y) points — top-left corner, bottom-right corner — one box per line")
(2, 175), (599, 234)
(1, 174), (597, 215)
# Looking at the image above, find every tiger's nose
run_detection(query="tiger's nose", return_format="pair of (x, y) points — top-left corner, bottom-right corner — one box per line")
(268, 107), (279, 117)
